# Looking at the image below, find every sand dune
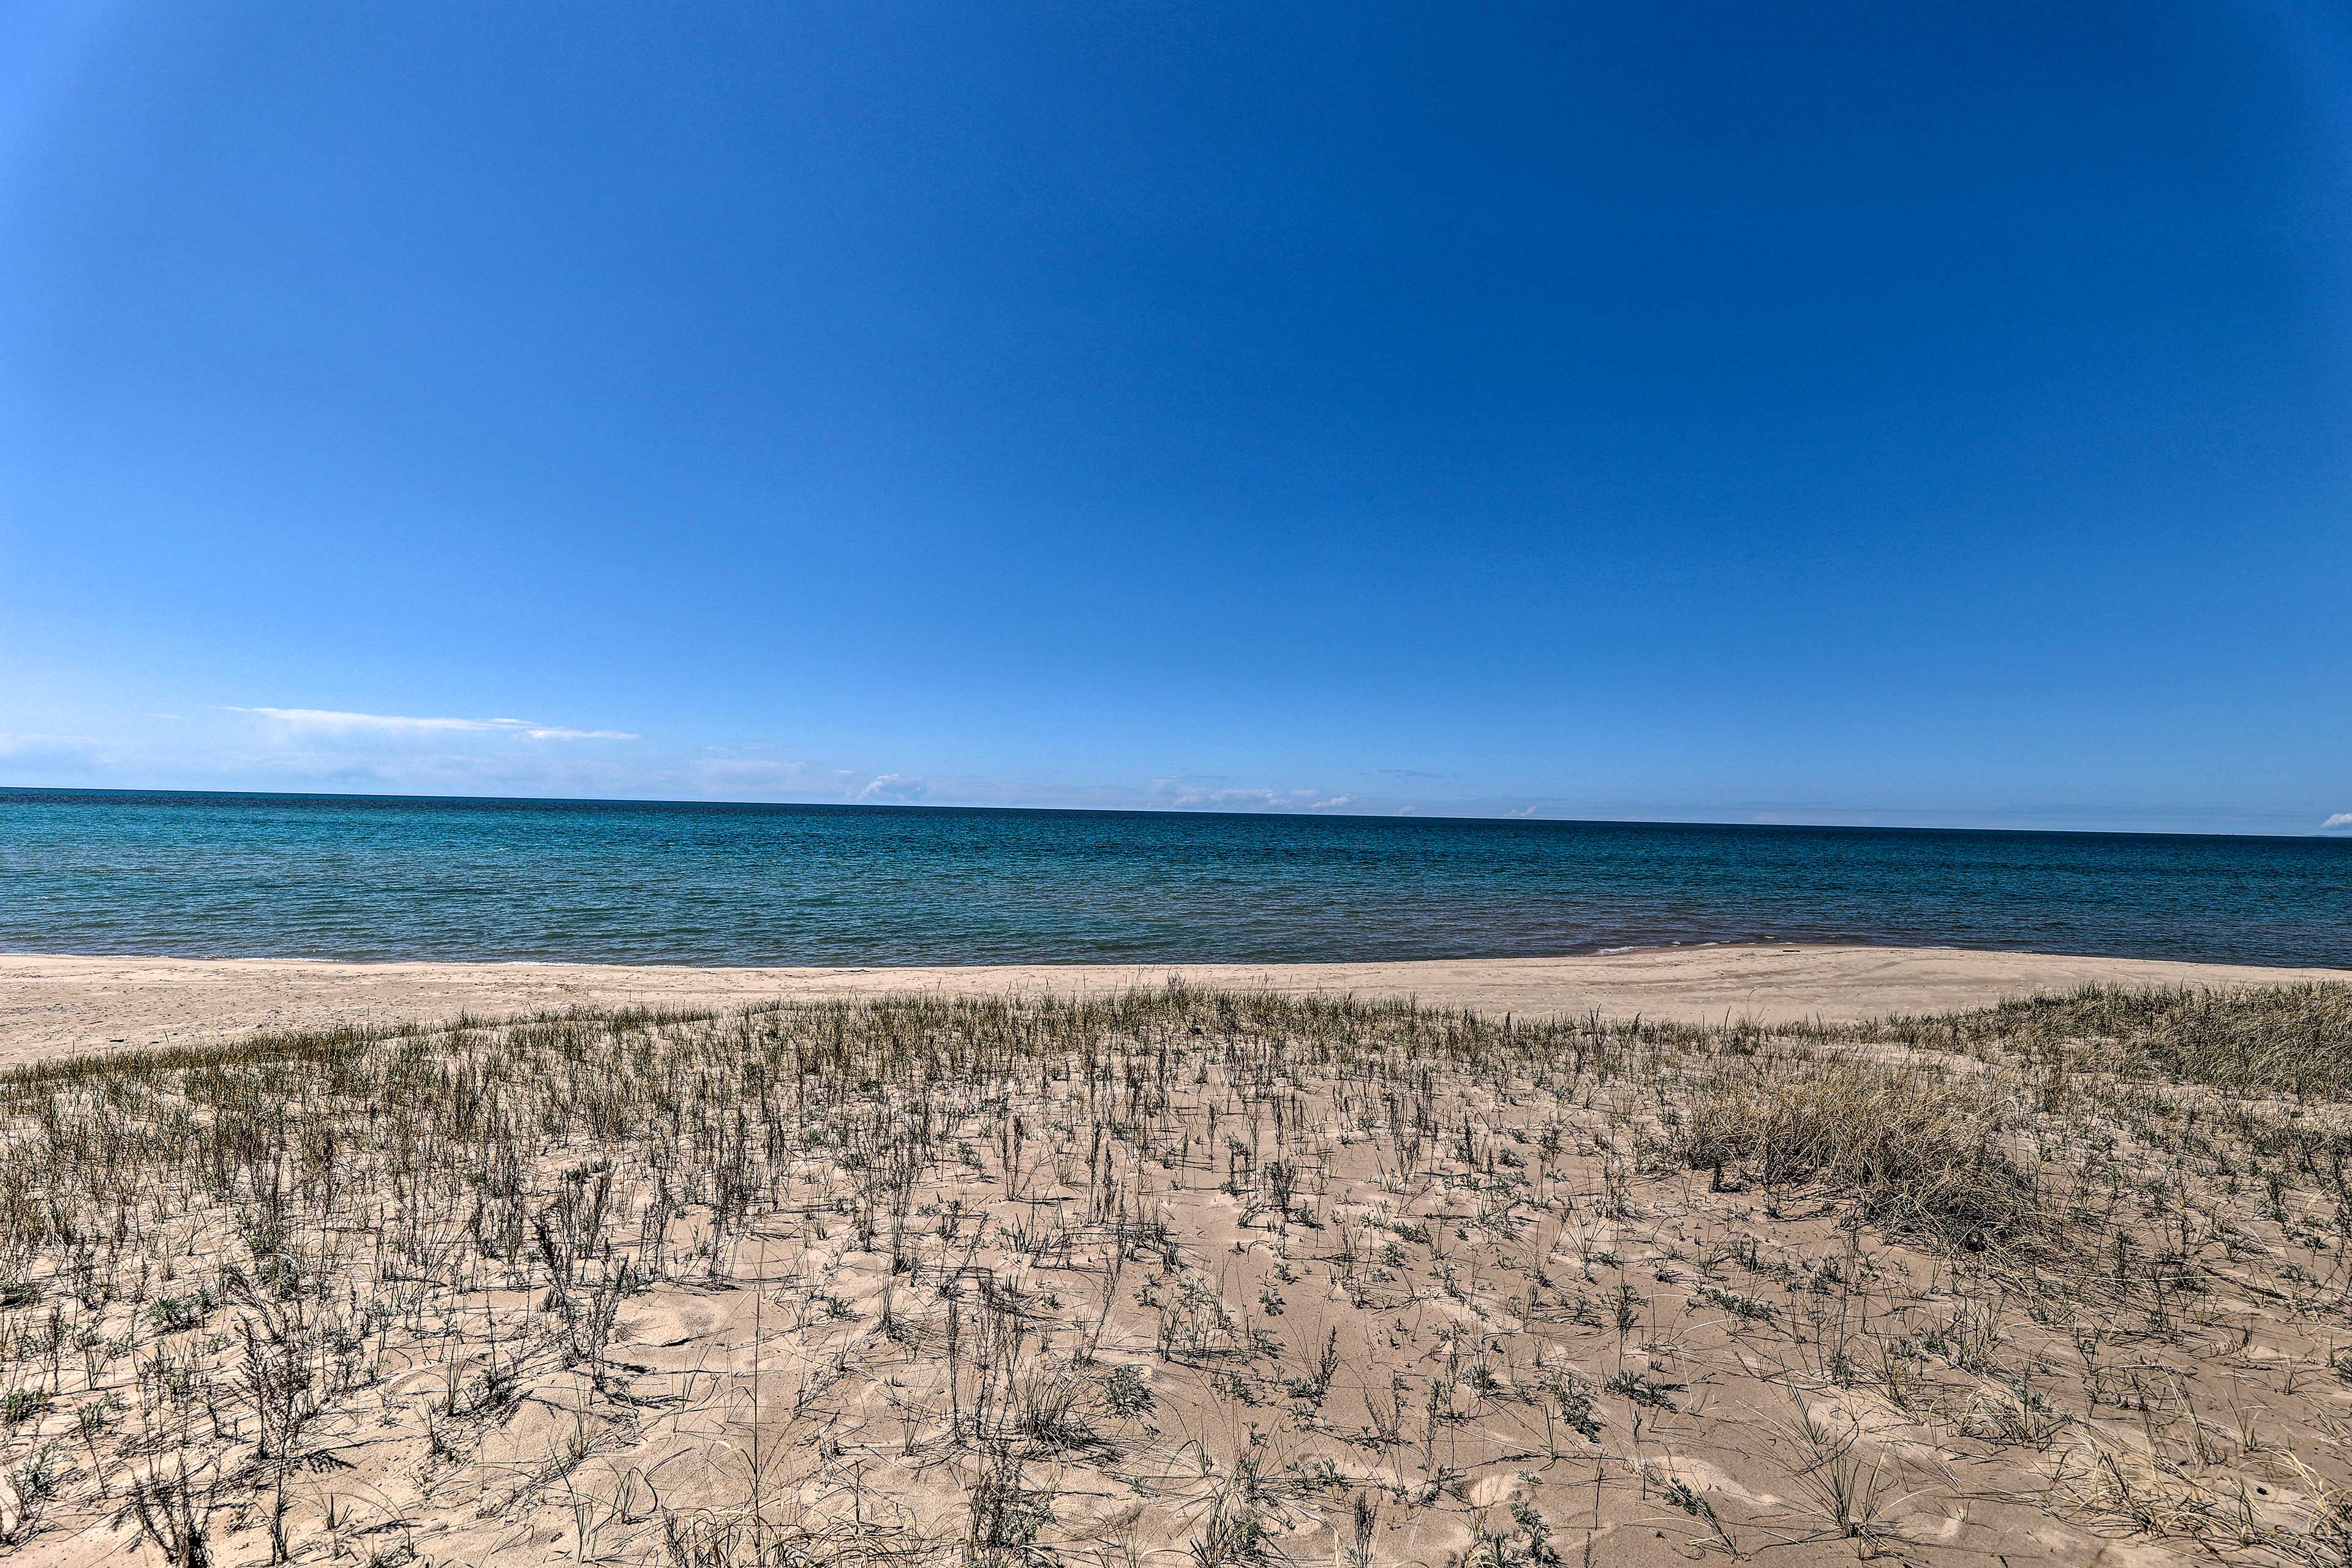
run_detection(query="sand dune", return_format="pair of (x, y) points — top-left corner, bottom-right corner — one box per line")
(3, 943), (2346, 1065)
(10, 979), (2352, 1566)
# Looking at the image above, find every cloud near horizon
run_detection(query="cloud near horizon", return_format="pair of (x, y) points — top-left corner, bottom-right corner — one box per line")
(227, 707), (638, 742)
(856, 774), (928, 803)
(1161, 785), (1356, 812)
(5, 723), (2339, 836)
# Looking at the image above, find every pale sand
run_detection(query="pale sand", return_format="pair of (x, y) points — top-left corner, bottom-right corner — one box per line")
(22, 975), (2352, 1565)
(4, 943), (2345, 1063)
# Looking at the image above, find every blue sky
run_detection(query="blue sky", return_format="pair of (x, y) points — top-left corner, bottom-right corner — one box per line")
(2, 2), (2347, 833)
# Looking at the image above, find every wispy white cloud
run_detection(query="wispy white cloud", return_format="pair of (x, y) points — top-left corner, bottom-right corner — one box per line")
(1159, 785), (1357, 812)
(856, 774), (929, 803)
(2325, 812), (2352, 831)
(227, 707), (638, 742)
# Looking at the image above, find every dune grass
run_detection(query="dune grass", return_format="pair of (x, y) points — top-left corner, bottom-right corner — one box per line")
(1863, 980), (2352, 1098)
(1671, 1057), (2048, 1250)
(0, 982), (2346, 1564)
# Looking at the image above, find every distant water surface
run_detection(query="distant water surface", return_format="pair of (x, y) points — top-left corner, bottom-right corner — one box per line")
(2, 790), (2348, 968)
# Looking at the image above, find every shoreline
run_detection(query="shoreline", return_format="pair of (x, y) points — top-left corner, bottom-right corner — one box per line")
(22, 927), (2348, 966)
(5, 942), (2346, 1066)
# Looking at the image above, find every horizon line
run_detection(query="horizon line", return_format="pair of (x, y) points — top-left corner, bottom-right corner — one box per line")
(2, 782), (2343, 844)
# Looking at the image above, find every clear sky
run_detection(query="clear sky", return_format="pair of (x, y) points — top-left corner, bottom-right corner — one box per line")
(2, 2), (2347, 834)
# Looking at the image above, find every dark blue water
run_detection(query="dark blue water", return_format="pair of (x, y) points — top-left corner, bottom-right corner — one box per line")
(1, 788), (2347, 968)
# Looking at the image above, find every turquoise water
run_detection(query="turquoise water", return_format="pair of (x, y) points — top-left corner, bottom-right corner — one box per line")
(2, 788), (2348, 968)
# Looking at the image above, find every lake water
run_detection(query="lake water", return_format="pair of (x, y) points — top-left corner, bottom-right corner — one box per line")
(2, 788), (2347, 968)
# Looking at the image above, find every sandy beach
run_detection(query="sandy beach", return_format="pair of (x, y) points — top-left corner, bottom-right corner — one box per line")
(4, 941), (2347, 1065)
(9, 959), (2352, 1566)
